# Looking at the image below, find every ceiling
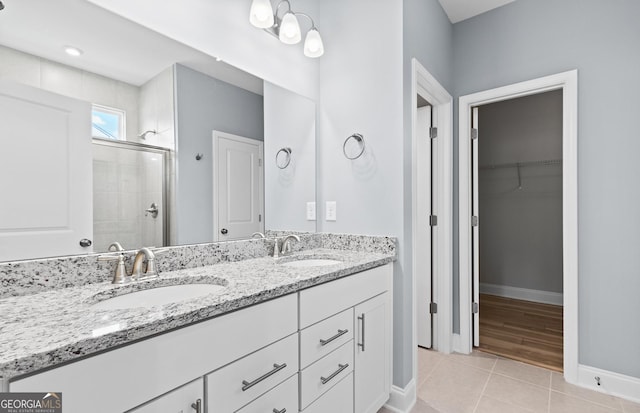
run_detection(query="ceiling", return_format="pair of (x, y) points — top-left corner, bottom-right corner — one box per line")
(0, 0), (263, 94)
(438, 0), (516, 23)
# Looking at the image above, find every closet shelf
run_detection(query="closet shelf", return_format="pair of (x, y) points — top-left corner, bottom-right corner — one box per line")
(479, 159), (562, 170)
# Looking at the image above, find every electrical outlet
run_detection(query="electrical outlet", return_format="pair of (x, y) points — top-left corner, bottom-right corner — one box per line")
(326, 201), (337, 221)
(306, 202), (316, 221)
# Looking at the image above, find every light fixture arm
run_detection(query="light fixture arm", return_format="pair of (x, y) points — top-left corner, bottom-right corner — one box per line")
(293, 12), (317, 31)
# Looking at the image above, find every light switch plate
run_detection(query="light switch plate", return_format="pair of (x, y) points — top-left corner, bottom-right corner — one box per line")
(326, 201), (337, 221)
(306, 202), (316, 221)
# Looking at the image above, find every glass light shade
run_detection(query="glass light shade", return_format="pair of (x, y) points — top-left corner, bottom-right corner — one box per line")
(279, 12), (301, 44)
(303, 29), (324, 58)
(249, 0), (274, 29)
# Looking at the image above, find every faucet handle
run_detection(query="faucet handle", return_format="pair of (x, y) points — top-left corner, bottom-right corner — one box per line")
(98, 253), (129, 284)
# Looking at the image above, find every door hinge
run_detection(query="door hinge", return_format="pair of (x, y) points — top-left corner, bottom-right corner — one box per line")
(259, 214), (262, 222)
(258, 158), (263, 167)
(429, 302), (438, 314)
(472, 216), (478, 227)
(429, 127), (438, 139)
(471, 128), (478, 140)
(429, 215), (438, 227)
(472, 302), (479, 314)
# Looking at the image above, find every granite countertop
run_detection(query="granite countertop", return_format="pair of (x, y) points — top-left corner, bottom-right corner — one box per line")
(0, 248), (394, 382)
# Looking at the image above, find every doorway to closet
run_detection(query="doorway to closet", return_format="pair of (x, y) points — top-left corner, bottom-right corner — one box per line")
(472, 90), (564, 371)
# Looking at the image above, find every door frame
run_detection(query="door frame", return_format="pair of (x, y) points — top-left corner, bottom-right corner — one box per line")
(457, 70), (578, 382)
(411, 58), (453, 369)
(212, 130), (264, 242)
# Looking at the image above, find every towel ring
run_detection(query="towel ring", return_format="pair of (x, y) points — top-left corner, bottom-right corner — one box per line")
(276, 147), (292, 169)
(343, 133), (365, 160)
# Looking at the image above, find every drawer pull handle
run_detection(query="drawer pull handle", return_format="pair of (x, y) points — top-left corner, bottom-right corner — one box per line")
(273, 409), (287, 413)
(191, 398), (202, 413)
(241, 363), (287, 391)
(320, 363), (349, 385)
(319, 329), (349, 346)
(358, 313), (366, 351)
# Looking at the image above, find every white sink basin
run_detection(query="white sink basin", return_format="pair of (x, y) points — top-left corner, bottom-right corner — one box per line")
(280, 258), (342, 268)
(91, 284), (225, 310)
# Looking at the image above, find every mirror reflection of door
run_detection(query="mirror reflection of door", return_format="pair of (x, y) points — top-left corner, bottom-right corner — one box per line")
(213, 131), (264, 241)
(93, 141), (167, 252)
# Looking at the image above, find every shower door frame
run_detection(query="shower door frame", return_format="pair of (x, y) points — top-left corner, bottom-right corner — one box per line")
(457, 70), (578, 382)
(92, 138), (171, 248)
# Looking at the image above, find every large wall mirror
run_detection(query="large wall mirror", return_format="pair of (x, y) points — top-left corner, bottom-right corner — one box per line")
(0, 0), (316, 262)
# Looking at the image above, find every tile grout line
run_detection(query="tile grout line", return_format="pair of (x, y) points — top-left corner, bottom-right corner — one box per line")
(471, 368), (493, 413)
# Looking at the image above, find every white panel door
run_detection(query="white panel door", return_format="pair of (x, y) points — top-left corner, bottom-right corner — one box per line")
(0, 81), (92, 261)
(213, 131), (263, 241)
(416, 105), (433, 349)
(472, 107), (480, 347)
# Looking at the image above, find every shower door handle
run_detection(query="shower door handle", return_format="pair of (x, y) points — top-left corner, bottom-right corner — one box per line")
(144, 202), (159, 218)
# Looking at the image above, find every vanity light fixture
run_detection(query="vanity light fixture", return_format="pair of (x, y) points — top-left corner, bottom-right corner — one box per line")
(249, 0), (324, 58)
(63, 46), (83, 57)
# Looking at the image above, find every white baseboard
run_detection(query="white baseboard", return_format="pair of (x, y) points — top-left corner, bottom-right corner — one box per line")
(384, 379), (416, 413)
(480, 282), (563, 305)
(577, 364), (640, 404)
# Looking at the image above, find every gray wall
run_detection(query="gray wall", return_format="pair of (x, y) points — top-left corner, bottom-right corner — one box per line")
(402, 0), (453, 387)
(175, 64), (264, 245)
(478, 91), (563, 294)
(453, 0), (640, 378)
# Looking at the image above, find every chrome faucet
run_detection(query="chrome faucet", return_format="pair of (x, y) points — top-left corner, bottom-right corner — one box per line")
(280, 234), (301, 256)
(131, 247), (160, 279)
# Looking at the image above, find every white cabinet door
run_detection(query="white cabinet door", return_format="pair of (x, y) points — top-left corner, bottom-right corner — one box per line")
(128, 378), (203, 413)
(0, 80), (92, 261)
(354, 293), (390, 413)
(212, 130), (263, 241)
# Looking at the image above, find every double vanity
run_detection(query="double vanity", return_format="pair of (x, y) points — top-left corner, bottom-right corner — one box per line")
(0, 233), (396, 413)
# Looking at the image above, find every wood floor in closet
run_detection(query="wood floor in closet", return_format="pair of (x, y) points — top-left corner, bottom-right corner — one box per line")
(478, 293), (563, 372)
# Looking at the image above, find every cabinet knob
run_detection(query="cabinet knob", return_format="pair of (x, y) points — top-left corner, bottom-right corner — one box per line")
(79, 238), (92, 248)
(220, 228), (228, 235)
(191, 398), (202, 413)
(273, 409), (287, 413)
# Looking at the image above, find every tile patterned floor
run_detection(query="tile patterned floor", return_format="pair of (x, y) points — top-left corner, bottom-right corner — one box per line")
(379, 348), (640, 413)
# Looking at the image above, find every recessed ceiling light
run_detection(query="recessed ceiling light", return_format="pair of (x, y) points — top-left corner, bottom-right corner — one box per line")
(63, 46), (83, 57)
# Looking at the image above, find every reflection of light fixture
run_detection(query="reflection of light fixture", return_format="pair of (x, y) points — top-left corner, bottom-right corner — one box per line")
(249, 0), (324, 58)
(64, 46), (83, 57)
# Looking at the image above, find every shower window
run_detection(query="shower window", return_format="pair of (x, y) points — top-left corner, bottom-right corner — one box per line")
(92, 104), (126, 141)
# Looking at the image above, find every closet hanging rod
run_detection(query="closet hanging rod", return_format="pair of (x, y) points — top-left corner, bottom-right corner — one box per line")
(479, 158), (562, 170)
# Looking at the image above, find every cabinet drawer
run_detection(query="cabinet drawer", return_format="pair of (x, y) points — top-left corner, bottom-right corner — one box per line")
(303, 373), (353, 413)
(127, 378), (203, 413)
(300, 308), (353, 369)
(206, 333), (298, 413)
(300, 340), (354, 409)
(299, 264), (390, 328)
(236, 374), (298, 413)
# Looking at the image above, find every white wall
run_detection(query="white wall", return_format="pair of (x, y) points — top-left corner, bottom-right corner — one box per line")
(0, 45), (139, 140)
(138, 66), (175, 149)
(478, 91), (563, 295)
(316, 0), (405, 386)
(86, 0), (319, 100)
(264, 82), (316, 232)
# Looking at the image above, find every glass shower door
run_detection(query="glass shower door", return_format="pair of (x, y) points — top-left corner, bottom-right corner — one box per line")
(92, 140), (167, 253)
